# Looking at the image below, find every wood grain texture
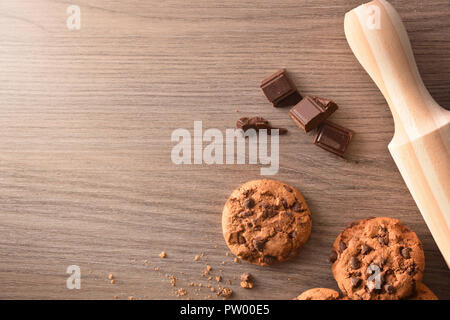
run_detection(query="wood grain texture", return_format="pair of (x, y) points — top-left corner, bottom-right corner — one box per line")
(0, 0), (449, 300)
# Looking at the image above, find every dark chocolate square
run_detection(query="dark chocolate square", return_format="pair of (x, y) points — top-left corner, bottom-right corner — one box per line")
(260, 69), (299, 107)
(289, 96), (338, 132)
(313, 121), (354, 157)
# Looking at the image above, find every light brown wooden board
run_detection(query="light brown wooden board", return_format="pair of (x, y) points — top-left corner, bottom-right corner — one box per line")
(0, 0), (449, 300)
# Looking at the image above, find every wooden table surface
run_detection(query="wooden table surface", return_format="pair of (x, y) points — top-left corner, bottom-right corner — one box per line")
(0, 0), (449, 300)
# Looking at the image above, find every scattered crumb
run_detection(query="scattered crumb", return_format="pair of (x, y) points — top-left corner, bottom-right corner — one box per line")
(110, 279), (115, 285)
(176, 288), (187, 296)
(159, 251), (167, 258)
(201, 252), (205, 257)
(235, 109), (239, 112)
(210, 287), (215, 292)
(204, 265), (212, 274)
(194, 255), (200, 261)
(108, 274), (114, 280)
(240, 273), (254, 289)
(154, 267), (160, 271)
(217, 287), (233, 299)
(128, 296), (135, 300)
(216, 276), (222, 282)
(113, 296), (118, 299)
(234, 257), (240, 263)
(221, 261), (226, 265)
(208, 276), (212, 280)
(226, 252), (230, 257)
(168, 275), (177, 286)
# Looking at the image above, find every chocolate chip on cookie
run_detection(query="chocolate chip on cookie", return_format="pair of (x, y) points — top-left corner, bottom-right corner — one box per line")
(330, 217), (425, 300)
(222, 179), (312, 266)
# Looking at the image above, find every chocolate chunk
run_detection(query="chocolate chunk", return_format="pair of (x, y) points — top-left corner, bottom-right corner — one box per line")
(329, 250), (338, 263)
(350, 256), (361, 269)
(351, 277), (361, 288)
(291, 201), (304, 212)
(238, 234), (246, 244)
(361, 244), (372, 255)
(339, 240), (347, 253)
(236, 117), (251, 131)
(283, 185), (293, 192)
(281, 199), (288, 209)
(408, 263), (417, 275)
(384, 284), (395, 294)
(260, 69), (301, 107)
(228, 232), (239, 244)
(289, 96), (338, 132)
(243, 198), (255, 209)
(262, 207), (276, 219)
(236, 116), (288, 135)
(313, 121), (354, 157)
(262, 255), (276, 264)
(378, 235), (389, 245)
(289, 230), (297, 239)
(401, 247), (411, 259)
(253, 239), (265, 252)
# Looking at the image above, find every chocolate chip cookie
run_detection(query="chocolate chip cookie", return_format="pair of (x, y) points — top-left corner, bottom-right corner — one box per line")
(295, 288), (341, 300)
(330, 217), (425, 300)
(408, 282), (438, 300)
(222, 179), (312, 266)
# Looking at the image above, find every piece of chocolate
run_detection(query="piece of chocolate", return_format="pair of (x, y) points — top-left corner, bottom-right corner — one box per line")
(236, 117), (288, 135)
(313, 121), (354, 157)
(260, 69), (301, 107)
(289, 96), (338, 132)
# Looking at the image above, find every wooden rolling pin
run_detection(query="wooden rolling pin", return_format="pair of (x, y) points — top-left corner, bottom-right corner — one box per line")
(344, 0), (450, 267)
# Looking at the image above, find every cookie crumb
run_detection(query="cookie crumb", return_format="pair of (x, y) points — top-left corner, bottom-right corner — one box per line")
(194, 255), (200, 261)
(168, 275), (177, 286)
(216, 276), (222, 282)
(128, 296), (135, 300)
(217, 287), (233, 299)
(113, 296), (118, 299)
(110, 279), (115, 285)
(234, 257), (240, 263)
(240, 272), (254, 289)
(204, 265), (212, 274)
(159, 251), (167, 258)
(176, 288), (187, 296)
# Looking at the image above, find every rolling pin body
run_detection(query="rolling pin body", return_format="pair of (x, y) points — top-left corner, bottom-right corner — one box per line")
(345, 0), (450, 266)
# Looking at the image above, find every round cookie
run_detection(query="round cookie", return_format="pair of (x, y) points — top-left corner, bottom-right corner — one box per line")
(222, 179), (312, 266)
(295, 288), (341, 300)
(330, 217), (425, 300)
(408, 282), (438, 300)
